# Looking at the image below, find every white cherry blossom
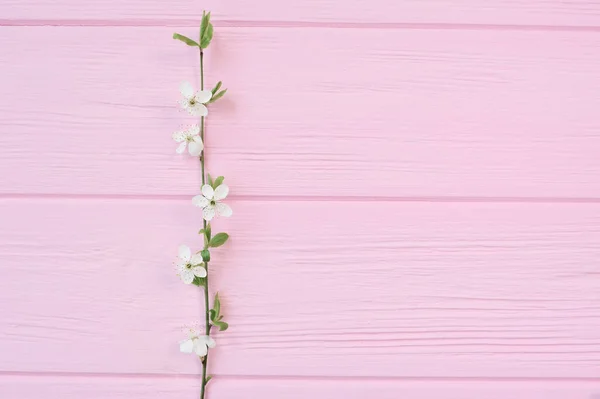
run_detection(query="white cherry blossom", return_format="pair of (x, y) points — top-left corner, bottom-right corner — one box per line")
(172, 125), (203, 156)
(179, 81), (212, 117)
(192, 184), (232, 221)
(175, 245), (206, 284)
(179, 326), (216, 357)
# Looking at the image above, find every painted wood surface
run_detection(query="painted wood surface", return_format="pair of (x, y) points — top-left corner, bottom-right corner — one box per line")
(2, 27), (600, 198)
(2, 376), (600, 399)
(1, 199), (599, 377)
(2, 0), (599, 396)
(3, 0), (600, 26)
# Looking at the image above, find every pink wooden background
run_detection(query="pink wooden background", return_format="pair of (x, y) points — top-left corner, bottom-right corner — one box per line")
(2, 1), (600, 398)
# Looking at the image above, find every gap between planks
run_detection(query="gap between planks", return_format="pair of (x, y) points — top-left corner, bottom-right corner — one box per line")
(2, 193), (600, 204)
(2, 371), (600, 383)
(3, 19), (600, 32)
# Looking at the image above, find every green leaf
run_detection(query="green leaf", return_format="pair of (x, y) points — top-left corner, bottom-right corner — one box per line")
(202, 225), (212, 248)
(209, 233), (229, 248)
(199, 228), (209, 247)
(213, 292), (221, 316)
(200, 24), (214, 49)
(206, 174), (213, 187)
(172, 33), (199, 47)
(201, 249), (211, 262)
(211, 81), (222, 95)
(199, 11), (214, 49)
(208, 89), (227, 103)
(200, 11), (211, 42)
(212, 176), (224, 188)
(209, 293), (228, 331)
(205, 224), (212, 242)
(192, 276), (205, 287)
(214, 320), (229, 331)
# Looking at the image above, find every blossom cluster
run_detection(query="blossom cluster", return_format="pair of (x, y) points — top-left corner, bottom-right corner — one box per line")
(180, 325), (216, 357)
(173, 81), (232, 286)
(170, 13), (232, 399)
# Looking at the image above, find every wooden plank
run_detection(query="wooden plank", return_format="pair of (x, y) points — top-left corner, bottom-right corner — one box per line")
(2, 0), (600, 26)
(2, 375), (600, 399)
(2, 27), (600, 198)
(1, 198), (600, 377)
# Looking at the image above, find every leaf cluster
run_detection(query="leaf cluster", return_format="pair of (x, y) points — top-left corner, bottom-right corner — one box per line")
(209, 81), (227, 103)
(199, 225), (229, 249)
(173, 11), (214, 49)
(209, 293), (229, 331)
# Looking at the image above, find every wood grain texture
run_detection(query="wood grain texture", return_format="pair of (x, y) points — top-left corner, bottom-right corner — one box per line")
(2, 0), (600, 26)
(2, 199), (599, 377)
(2, 376), (600, 399)
(2, 27), (600, 198)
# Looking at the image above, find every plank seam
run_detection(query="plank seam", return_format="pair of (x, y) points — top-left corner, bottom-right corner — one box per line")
(3, 20), (600, 32)
(2, 194), (600, 204)
(2, 371), (600, 382)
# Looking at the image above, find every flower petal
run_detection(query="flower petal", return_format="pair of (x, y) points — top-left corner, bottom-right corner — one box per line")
(188, 141), (203, 156)
(192, 266), (207, 278)
(172, 131), (186, 143)
(190, 253), (204, 265)
(201, 184), (215, 200)
(180, 268), (194, 284)
(178, 245), (191, 261)
(176, 142), (187, 154)
(213, 184), (229, 201)
(194, 341), (208, 357)
(187, 327), (201, 339)
(176, 261), (187, 272)
(185, 104), (197, 116)
(186, 103), (208, 117)
(205, 336), (216, 348)
(194, 104), (209, 117)
(195, 90), (213, 104)
(180, 81), (195, 99)
(175, 141), (187, 154)
(216, 202), (232, 217)
(181, 268), (196, 284)
(179, 98), (190, 109)
(189, 124), (200, 135)
(199, 104), (209, 116)
(192, 195), (210, 208)
(179, 339), (194, 353)
(196, 335), (216, 348)
(203, 205), (216, 221)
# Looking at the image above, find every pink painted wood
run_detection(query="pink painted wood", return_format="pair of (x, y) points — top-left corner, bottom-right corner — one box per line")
(1, 199), (599, 377)
(2, 0), (600, 396)
(2, 0), (600, 26)
(1, 27), (600, 198)
(2, 376), (600, 399)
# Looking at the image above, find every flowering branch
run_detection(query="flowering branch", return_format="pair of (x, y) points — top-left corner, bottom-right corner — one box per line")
(172, 11), (230, 399)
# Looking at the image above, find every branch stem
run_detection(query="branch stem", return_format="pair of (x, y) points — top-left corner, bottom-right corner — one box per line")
(198, 46), (211, 399)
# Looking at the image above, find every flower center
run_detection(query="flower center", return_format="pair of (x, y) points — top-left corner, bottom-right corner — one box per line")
(185, 263), (193, 270)
(189, 99), (196, 105)
(210, 200), (216, 206)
